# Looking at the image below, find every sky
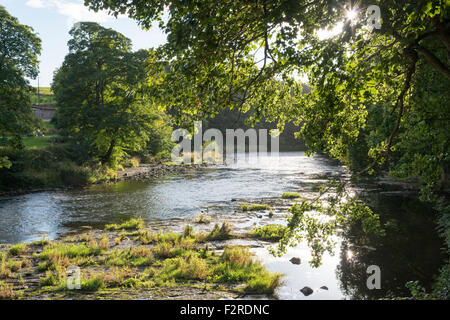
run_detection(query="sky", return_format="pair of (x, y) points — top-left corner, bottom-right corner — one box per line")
(0, 0), (167, 87)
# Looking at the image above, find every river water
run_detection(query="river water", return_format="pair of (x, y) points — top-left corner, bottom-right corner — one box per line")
(0, 152), (445, 299)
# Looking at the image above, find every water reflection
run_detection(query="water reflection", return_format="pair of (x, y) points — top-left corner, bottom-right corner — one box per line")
(336, 194), (445, 299)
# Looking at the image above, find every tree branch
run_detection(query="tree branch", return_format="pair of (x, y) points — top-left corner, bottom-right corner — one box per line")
(359, 57), (417, 175)
(415, 44), (450, 80)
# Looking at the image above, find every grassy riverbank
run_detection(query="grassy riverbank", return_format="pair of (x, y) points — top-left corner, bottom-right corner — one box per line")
(0, 218), (282, 300)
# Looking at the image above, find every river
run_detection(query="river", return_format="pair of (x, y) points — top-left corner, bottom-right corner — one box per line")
(0, 152), (445, 299)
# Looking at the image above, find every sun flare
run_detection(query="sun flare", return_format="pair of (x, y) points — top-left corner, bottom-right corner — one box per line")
(346, 9), (358, 21)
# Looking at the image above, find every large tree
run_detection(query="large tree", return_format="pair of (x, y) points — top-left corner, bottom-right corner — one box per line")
(53, 22), (165, 165)
(0, 6), (41, 168)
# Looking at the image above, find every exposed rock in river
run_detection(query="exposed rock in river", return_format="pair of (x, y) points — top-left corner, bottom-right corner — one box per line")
(289, 257), (301, 265)
(300, 286), (313, 296)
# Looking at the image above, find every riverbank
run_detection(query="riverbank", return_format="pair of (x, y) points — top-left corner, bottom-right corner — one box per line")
(0, 160), (206, 197)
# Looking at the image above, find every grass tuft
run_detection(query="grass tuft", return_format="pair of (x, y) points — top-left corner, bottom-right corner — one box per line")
(207, 222), (233, 240)
(8, 243), (28, 256)
(105, 218), (145, 231)
(240, 203), (271, 212)
(251, 224), (286, 241)
(0, 281), (14, 299)
(194, 212), (211, 224)
(281, 192), (301, 199)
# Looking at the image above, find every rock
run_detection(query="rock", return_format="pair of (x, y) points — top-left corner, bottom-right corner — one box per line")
(231, 198), (237, 202)
(257, 215), (262, 218)
(300, 286), (313, 296)
(320, 286), (328, 290)
(289, 257), (301, 265)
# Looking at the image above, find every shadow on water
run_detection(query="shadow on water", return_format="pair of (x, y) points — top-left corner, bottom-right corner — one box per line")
(337, 193), (446, 299)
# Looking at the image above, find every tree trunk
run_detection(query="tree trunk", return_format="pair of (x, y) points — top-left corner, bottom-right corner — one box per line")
(101, 139), (116, 165)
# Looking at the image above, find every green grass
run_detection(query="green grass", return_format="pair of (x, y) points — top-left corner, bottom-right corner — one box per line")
(158, 253), (211, 281)
(4, 221), (282, 297)
(281, 192), (301, 199)
(40, 243), (103, 261)
(105, 247), (154, 267)
(212, 246), (282, 294)
(251, 224), (286, 241)
(8, 243), (28, 256)
(240, 203), (271, 212)
(105, 218), (145, 231)
(81, 276), (105, 291)
(23, 136), (54, 149)
(206, 222), (234, 240)
(31, 87), (56, 105)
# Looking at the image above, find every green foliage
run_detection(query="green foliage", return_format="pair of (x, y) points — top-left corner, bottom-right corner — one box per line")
(0, 6), (41, 167)
(271, 181), (384, 267)
(0, 280), (14, 299)
(240, 203), (271, 212)
(81, 276), (105, 291)
(105, 218), (145, 231)
(40, 243), (102, 261)
(281, 192), (301, 199)
(251, 224), (286, 241)
(212, 246), (281, 294)
(207, 222), (233, 240)
(158, 253), (211, 281)
(105, 247), (154, 267)
(8, 243), (27, 256)
(52, 22), (168, 166)
(30, 87), (56, 106)
(40, 270), (64, 287)
(0, 146), (98, 191)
